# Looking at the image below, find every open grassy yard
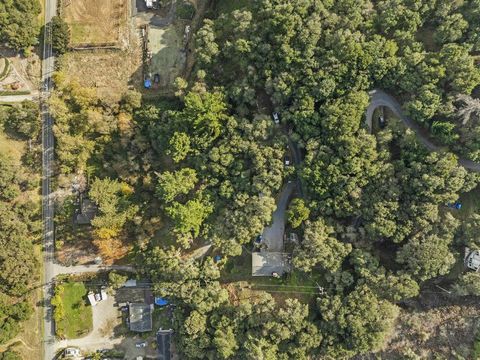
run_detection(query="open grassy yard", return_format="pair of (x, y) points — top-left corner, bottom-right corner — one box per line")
(0, 128), (24, 163)
(147, 24), (186, 91)
(215, 0), (252, 14)
(221, 251), (324, 305)
(456, 185), (480, 220)
(62, 0), (127, 46)
(58, 282), (93, 339)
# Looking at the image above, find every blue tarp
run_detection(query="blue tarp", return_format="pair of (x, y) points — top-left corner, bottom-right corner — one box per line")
(155, 297), (169, 306)
(144, 79), (152, 88)
(214, 255), (222, 263)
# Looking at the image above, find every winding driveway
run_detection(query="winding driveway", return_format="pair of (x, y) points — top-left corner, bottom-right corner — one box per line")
(366, 89), (480, 172)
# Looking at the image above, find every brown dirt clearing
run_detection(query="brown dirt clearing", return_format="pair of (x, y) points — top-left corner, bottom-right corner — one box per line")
(63, 0), (127, 46)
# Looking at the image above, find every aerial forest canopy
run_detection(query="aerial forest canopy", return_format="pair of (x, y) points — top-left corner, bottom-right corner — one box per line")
(46, 0), (480, 359)
(0, 0), (41, 50)
(142, 0), (479, 358)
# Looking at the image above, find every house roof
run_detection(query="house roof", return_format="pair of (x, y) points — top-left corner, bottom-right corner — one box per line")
(252, 252), (290, 277)
(129, 303), (153, 332)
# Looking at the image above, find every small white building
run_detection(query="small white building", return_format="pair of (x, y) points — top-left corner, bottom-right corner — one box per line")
(466, 249), (480, 271)
(145, 0), (157, 8)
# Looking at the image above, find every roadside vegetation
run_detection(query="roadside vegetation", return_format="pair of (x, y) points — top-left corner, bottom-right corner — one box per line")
(44, 0), (480, 358)
(0, 0), (41, 52)
(0, 102), (41, 350)
(51, 282), (93, 339)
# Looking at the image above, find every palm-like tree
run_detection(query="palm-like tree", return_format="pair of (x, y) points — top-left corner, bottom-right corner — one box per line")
(456, 94), (480, 125)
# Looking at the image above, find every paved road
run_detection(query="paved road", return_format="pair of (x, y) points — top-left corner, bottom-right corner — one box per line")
(262, 182), (295, 252)
(53, 264), (135, 276)
(366, 89), (480, 172)
(41, 0), (57, 359)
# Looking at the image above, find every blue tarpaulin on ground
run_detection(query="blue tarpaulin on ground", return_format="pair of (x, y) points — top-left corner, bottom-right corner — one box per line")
(155, 297), (169, 306)
(144, 79), (152, 88)
(214, 255), (222, 263)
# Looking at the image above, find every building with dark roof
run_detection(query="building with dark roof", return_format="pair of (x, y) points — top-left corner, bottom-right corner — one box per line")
(157, 329), (173, 360)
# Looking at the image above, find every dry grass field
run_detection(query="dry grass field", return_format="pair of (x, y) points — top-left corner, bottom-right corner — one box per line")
(147, 24), (186, 89)
(59, 47), (142, 103)
(63, 0), (127, 46)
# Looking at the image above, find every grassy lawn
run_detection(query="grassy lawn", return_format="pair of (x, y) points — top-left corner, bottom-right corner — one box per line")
(222, 251), (324, 305)
(57, 282), (93, 339)
(215, 0), (252, 14)
(456, 185), (480, 221)
(0, 128), (25, 163)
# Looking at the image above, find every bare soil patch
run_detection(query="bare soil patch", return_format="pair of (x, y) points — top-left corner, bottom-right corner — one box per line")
(62, 0), (127, 47)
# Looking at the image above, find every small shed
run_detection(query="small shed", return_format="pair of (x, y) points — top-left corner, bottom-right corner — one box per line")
(129, 303), (153, 332)
(87, 292), (97, 307)
(252, 252), (290, 277)
(466, 249), (480, 271)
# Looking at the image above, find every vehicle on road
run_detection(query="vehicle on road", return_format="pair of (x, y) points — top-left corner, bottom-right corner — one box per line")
(378, 115), (386, 128)
(284, 155), (291, 166)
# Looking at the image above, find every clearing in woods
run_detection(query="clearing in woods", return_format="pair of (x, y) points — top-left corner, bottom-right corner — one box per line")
(62, 0), (127, 46)
(147, 24), (186, 91)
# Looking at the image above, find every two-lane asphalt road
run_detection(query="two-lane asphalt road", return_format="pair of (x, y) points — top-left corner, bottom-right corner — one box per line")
(41, 0), (57, 359)
(366, 89), (480, 172)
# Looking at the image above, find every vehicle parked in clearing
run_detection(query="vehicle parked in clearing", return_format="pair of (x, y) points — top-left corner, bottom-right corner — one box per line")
(272, 112), (280, 124)
(135, 341), (147, 348)
(64, 347), (81, 358)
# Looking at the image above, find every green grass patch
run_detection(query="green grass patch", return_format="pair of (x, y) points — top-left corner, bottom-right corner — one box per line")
(0, 58), (10, 81)
(0, 128), (25, 163)
(473, 327), (480, 359)
(0, 90), (31, 96)
(222, 251), (325, 304)
(456, 185), (480, 221)
(54, 282), (93, 339)
(215, 0), (252, 15)
(176, 1), (196, 20)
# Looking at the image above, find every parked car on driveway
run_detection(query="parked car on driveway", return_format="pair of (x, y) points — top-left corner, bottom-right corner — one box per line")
(135, 341), (147, 348)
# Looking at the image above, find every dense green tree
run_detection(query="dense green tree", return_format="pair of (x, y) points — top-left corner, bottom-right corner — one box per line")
(318, 285), (399, 357)
(0, 153), (21, 202)
(108, 271), (128, 290)
(287, 198), (310, 229)
(165, 194), (213, 247)
(452, 272), (480, 296)
(51, 16), (70, 55)
(156, 168), (198, 203)
(89, 177), (138, 241)
(293, 218), (351, 273)
(3, 101), (40, 139)
(0, 0), (41, 50)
